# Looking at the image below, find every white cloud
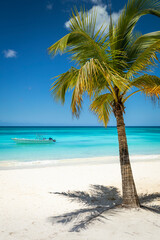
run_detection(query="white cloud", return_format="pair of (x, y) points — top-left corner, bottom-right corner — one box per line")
(65, 5), (121, 34)
(65, 19), (71, 29)
(46, 3), (53, 10)
(3, 49), (17, 58)
(90, 0), (102, 4)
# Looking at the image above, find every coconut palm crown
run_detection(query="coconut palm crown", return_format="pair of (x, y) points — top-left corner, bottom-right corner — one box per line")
(48, 0), (160, 207)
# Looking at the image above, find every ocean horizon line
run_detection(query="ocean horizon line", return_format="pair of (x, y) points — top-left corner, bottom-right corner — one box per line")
(1, 126), (160, 128)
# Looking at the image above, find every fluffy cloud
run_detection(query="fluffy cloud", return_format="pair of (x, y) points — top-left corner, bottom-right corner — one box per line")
(65, 5), (121, 33)
(3, 49), (17, 58)
(46, 3), (53, 10)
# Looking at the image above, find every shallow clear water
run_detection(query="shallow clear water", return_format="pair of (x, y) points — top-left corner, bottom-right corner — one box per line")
(0, 126), (160, 162)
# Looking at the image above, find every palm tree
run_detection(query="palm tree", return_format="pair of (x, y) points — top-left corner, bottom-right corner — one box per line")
(48, 0), (160, 208)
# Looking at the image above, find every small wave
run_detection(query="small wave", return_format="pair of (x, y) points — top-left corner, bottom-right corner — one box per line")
(0, 154), (160, 170)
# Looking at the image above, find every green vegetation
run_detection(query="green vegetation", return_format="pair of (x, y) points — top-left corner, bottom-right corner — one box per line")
(48, 0), (160, 207)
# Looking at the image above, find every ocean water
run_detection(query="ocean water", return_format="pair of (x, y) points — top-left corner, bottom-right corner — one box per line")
(0, 126), (160, 163)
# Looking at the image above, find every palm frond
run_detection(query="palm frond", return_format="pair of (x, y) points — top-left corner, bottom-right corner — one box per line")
(130, 74), (160, 97)
(68, 8), (97, 37)
(48, 33), (72, 56)
(69, 59), (114, 117)
(128, 31), (160, 55)
(115, 0), (160, 51)
(70, 60), (98, 117)
(127, 40), (160, 78)
(90, 94), (114, 126)
(51, 67), (79, 103)
(93, 59), (130, 94)
(48, 8), (110, 66)
(126, 31), (160, 70)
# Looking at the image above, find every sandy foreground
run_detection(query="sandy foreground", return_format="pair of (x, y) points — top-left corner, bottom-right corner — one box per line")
(0, 158), (160, 240)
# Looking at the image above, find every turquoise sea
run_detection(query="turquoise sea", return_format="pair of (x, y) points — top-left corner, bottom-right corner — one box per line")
(0, 127), (160, 163)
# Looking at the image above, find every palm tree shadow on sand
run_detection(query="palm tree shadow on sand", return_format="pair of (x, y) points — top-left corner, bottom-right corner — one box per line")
(48, 185), (160, 232)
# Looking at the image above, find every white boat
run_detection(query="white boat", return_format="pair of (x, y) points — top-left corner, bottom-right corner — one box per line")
(12, 137), (56, 144)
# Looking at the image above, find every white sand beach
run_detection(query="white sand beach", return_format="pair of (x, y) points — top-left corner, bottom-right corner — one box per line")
(0, 158), (160, 240)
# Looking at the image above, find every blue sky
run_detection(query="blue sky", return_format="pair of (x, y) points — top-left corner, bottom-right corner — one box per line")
(0, 0), (160, 126)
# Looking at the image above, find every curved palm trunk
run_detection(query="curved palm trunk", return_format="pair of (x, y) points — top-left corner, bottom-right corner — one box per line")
(115, 104), (140, 208)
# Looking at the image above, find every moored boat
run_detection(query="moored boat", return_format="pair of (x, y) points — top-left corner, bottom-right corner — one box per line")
(12, 137), (56, 144)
